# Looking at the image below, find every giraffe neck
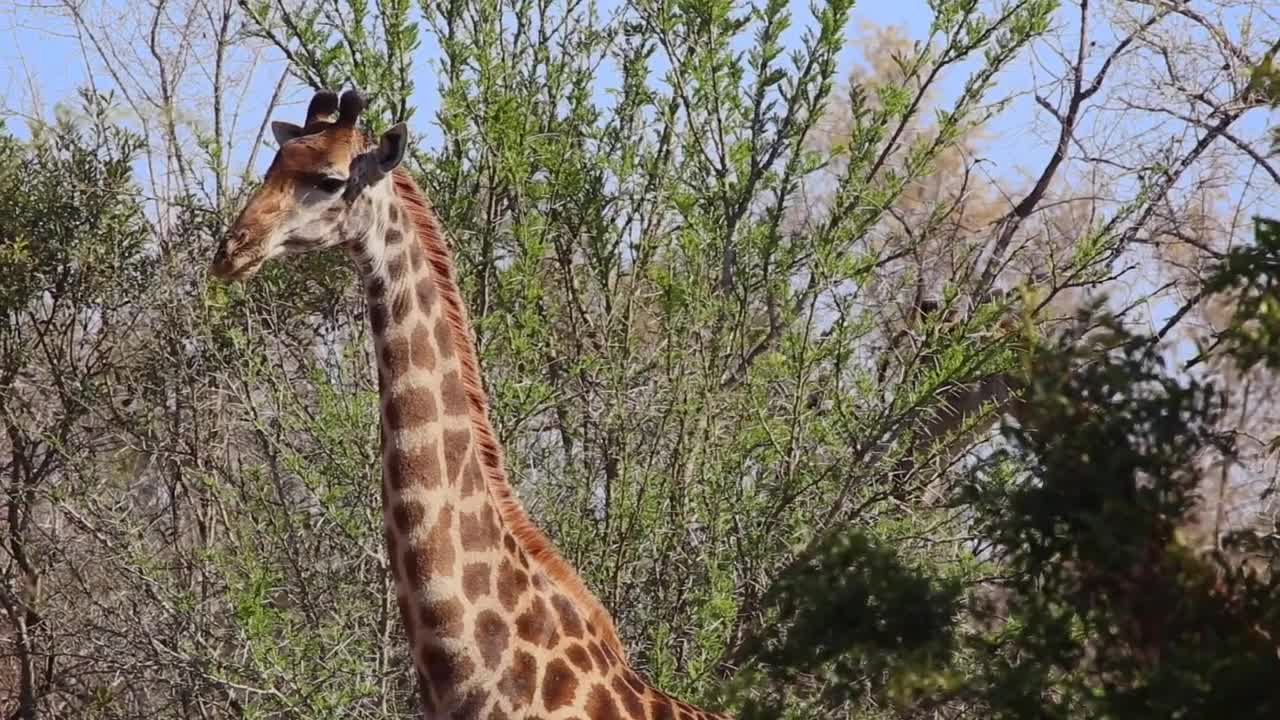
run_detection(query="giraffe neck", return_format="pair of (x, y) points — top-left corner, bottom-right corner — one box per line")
(352, 174), (729, 720)
(355, 184), (616, 715)
(378, 173), (630, 666)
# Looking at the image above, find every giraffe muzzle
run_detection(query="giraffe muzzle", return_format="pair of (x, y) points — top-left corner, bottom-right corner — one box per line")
(210, 230), (263, 281)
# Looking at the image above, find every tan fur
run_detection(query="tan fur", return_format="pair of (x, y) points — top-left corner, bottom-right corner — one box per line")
(389, 169), (628, 660)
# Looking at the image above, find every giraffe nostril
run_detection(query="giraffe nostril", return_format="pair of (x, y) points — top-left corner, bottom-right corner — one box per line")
(211, 229), (251, 278)
(218, 230), (249, 259)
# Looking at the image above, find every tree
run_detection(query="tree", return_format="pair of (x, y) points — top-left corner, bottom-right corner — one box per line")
(739, 299), (1280, 718)
(0, 92), (154, 719)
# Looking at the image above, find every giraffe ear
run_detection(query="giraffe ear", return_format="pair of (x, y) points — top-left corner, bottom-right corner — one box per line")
(376, 122), (408, 173)
(272, 121), (304, 146)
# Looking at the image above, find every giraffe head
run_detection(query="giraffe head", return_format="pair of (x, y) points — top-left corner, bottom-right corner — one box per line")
(211, 88), (409, 281)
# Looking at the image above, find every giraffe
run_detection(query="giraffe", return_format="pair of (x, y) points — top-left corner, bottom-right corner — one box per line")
(210, 88), (733, 720)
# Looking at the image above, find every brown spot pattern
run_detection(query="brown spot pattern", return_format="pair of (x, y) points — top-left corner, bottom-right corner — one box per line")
(516, 596), (554, 646)
(650, 699), (676, 720)
(454, 690), (487, 720)
(391, 286), (415, 323)
(380, 336), (410, 376)
(588, 640), (611, 671)
(462, 562), (491, 602)
(475, 609), (510, 670)
(496, 558), (529, 612)
(550, 594), (584, 639)
(435, 320), (455, 358)
(386, 227), (403, 246)
(421, 504), (456, 577)
(565, 643), (593, 673)
(410, 322), (436, 370)
(400, 544), (426, 584)
(484, 506), (499, 539)
(461, 456), (484, 496)
(612, 676), (645, 718)
(392, 498), (426, 535)
(387, 439), (442, 491)
(386, 251), (406, 280)
(622, 670), (645, 694)
(442, 429), (472, 485)
(460, 507), (500, 552)
(540, 658), (577, 711)
(421, 644), (473, 693)
(418, 596), (464, 639)
(586, 685), (623, 720)
(441, 370), (469, 416)
(497, 649), (538, 708)
(386, 387), (437, 431)
(603, 642), (623, 666)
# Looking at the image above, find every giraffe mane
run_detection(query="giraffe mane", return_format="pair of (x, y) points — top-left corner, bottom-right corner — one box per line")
(389, 168), (628, 660)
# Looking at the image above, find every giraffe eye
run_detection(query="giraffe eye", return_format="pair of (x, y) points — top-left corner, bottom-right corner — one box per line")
(316, 176), (346, 194)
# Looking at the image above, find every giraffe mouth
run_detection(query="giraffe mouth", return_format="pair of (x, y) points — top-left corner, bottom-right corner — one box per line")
(209, 253), (266, 282)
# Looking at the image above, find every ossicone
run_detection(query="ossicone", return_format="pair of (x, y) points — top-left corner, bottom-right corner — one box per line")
(337, 89), (367, 128)
(304, 89), (340, 127)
